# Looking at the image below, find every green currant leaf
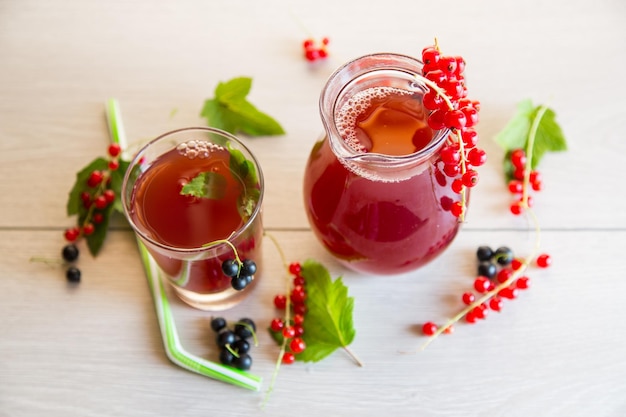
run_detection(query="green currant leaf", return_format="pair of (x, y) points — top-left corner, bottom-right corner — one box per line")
(180, 172), (227, 199)
(200, 76), (285, 137)
(494, 99), (567, 181)
(297, 259), (357, 363)
(83, 204), (114, 257)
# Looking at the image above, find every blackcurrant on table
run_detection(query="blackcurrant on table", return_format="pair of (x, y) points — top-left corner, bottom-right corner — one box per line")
(1, 1), (625, 416)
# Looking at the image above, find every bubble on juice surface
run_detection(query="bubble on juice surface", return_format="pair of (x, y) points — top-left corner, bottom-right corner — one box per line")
(336, 86), (412, 153)
(176, 140), (224, 159)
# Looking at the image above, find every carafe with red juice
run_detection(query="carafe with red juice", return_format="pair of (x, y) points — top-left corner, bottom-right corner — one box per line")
(303, 53), (462, 275)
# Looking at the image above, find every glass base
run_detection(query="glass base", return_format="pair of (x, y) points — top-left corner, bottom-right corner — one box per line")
(169, 279), (257, 311)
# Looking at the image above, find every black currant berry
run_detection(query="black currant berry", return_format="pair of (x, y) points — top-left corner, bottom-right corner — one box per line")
(231, 275), (249, 291)
(221, 259), (240, 278)
(232, 338), (250, 354)
(216, 330), (236, 348)
(233, 353), (252, 371)
(240, 259), (257, 276)
(62, 244), (80, 262)
(66, 266), (81, 283)
(234, 318), (256, 340)
(476, 246), (493, 262)
(210, 317), (227, 333)
(477, 261), (497, 279)
(494, 246), (514, 266)
(219, 348), (235, 366)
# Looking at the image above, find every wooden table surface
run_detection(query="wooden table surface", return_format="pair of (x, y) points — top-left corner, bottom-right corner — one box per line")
(2, 1), (626, 416)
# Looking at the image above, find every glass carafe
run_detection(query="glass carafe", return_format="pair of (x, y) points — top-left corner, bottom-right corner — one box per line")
(303, 53), (462, 275)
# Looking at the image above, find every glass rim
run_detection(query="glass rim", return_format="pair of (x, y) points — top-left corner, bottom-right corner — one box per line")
(320, 52), (450, 169)
(121, 126), (264, 254)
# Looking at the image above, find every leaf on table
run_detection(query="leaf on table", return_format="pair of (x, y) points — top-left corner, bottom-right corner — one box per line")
(200, 76), (285, 137)
(298, 259), (358, 363)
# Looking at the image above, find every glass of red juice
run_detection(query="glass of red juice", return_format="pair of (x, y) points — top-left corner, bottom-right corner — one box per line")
(303, 53), (463, 275)
(121, 127), (264, 310)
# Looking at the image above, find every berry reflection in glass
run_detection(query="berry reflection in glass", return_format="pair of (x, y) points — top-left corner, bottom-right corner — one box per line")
(303, 53), (464, 275)
(122, 127), (263, 311)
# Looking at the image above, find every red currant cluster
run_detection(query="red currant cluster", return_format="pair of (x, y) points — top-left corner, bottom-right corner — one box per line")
(421, 246), (552, 337)
(421, 44), (485, 219)
(63, 143), (122, 243)
(270, 262), (308, 364)
(507, 149), (543, 215)
(302, 37), (329, 62)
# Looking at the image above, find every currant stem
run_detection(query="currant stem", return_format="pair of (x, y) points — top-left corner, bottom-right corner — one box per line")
(522, 104), (549, 207)
(201, 233), (241, 264)
(343, 346), (364, 367)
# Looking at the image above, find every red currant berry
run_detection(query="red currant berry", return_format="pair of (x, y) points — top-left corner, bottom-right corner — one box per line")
(443, 325), (454, 334)
(290, 285), (307, 305)
(511, 258), (523, 270)
(531, 180), (543, 191)
(293, 314), (305, 326)
(421, 47), (440, 65)
(293, 276), (305, 287)
(461, 129), (478, 148)
(443, 162), (461, 177)
(467, 148), (486, 167)
(82, 223), (95, 236)
(282, 326), (295, 339)
(303, 38), (314, 49)
(510, 202), (523, 216)
(64, 227), (80, 242)
(270, 318), (284, 332)
(93, 213), (104, 224)
(422, 322), (438, 336)
(465, 311), (477, 324)
(423, 91), (444, 111)
(462, 292), (475, 305)
(510, 149), (527, 169)
(293, 304), (307, 316)
(461, 106), (479, 127)
(474, 276), (491, 293)
(94, 195), (108, 209)
(428, 109), (446, 130)
(294, 324), (305, 337)
(438, 56), (457, 76)
(472, 304), (488, 320)
(516, 276), (531, 289)
(496, 268), (513, 284)
(489, 296), (503, 312)
(425, 69), (447, 85)
(536, 253), (552, 268)
(443, 110), (467, 130)
(451, 178), (463, 194)
(440, 196), (453, 211)
(289, 337), (306, 354)
(282, 352), (295, 364)
(288, 262), (302, 276)
(87, 170), (104, 187)
(508, 180), (523, 194)
(454, 56), (466, 76)
(529, 170), (542, 184)
(80, 191), (91, 203)
(273, 294), (287, 310)
(305, 49), (319, 62)
(103, 189), (115, 203)
(440, 146), (460, 165)
(321, 37), (330, 46)
(461, 169), (479, 188)
(498, 286), (518, 300)
(108, 160), (120, 171)
(513, 167), (526, 181)
(317, 48), (328, 59)
(107, 143), (121, 157)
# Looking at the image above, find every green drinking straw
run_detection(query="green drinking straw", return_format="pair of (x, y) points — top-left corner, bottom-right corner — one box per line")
(104, 98), (263, 391)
